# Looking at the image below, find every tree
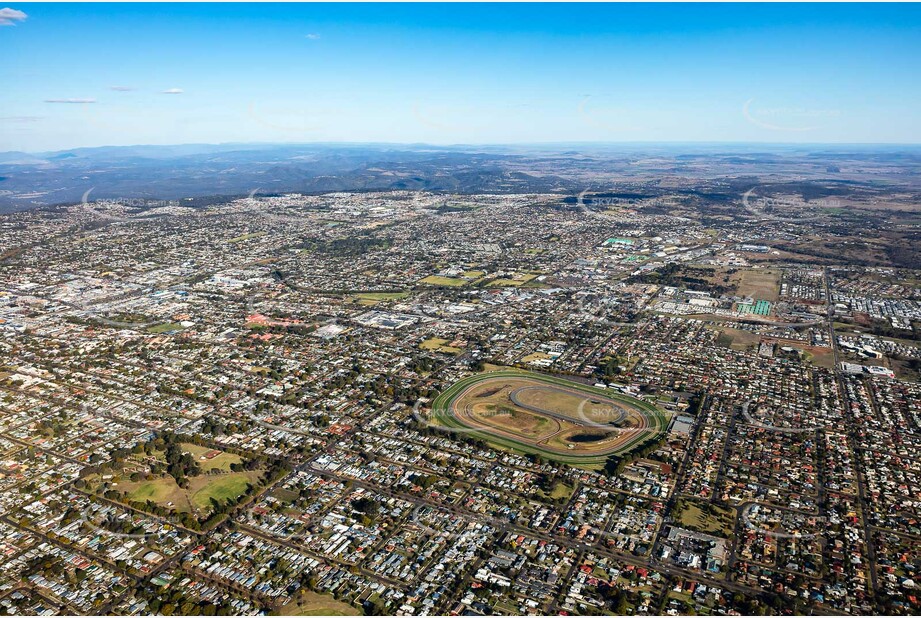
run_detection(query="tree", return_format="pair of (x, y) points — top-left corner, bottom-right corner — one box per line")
(615, 592), (629, 614)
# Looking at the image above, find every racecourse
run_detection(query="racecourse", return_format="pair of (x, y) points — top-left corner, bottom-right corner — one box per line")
(428, 369), (669, 469)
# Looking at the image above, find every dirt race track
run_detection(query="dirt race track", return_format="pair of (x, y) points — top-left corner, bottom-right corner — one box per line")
(429, 369), (669, 469)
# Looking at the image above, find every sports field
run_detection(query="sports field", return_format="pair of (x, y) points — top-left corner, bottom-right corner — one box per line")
(121, 470), (261, 515)
(428, 370), (668, 469)
(181, 442), (242, 472)
(418, 275), (468, 287)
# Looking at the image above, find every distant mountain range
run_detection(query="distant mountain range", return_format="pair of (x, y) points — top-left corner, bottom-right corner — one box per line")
(1, 142), (919, 213)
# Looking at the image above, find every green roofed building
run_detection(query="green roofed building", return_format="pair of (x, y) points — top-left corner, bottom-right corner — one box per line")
(737, 299), (772, 316)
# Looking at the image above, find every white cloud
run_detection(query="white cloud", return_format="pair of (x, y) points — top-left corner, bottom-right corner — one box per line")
(44, 98), (96, 104)
(110, 86), (134, 92)
(162, 88), (184, 95)
(0, 7), (26, 26)
(0, 115), (42, 122)
(305, 33), (320, 40)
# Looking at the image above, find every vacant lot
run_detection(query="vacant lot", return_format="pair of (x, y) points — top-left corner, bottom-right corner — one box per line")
(280, 591), (360, 616)
(520, 351), (552, 363)
(420, 337), (462, 354)
(731, 269), (781, 301)
(543, 480), (575, 502)
(675, 498), (736, 537)
(715, 327), (761, 351)
(486, 273), (538, 287)
(147, 322), (183, 334)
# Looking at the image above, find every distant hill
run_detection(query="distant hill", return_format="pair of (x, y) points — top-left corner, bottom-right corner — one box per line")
(1, 142), (919, 213)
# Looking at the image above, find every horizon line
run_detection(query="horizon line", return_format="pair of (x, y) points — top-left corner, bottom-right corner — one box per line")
(7, 139), (921, 157)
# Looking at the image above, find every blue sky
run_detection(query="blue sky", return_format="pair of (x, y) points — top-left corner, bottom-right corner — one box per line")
(2, 3), (920, 151)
